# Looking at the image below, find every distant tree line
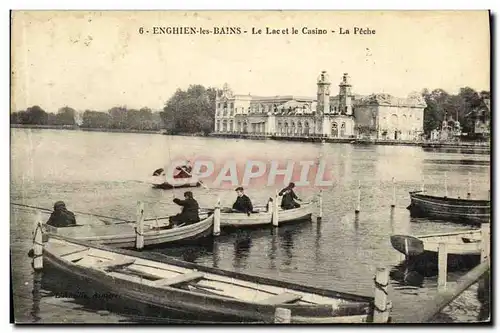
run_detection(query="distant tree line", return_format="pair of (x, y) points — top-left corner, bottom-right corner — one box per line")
(11, 105), (164, 131)
(422, 87), (490, 135)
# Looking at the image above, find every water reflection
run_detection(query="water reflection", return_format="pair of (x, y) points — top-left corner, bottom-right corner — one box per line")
(390, 262), (425, 288)
(232, 231), (252, 270)
(269, 228), (278, 270)
(31, 271), (42, 322)
(279, 229), (294, 268)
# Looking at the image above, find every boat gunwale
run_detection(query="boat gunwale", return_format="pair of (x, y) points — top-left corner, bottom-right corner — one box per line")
(409, 191), (490, 205)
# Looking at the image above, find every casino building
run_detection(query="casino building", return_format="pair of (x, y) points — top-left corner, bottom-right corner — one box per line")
(214, 71), (426, 140)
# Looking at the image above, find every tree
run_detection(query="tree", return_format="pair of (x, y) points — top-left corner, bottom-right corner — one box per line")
(81, 110), (111, 128)
(54, 106), (76, 125)
(161, 85), (216, 134)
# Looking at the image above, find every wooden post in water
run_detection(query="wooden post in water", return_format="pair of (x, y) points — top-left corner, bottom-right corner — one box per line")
(355, 180), (361, 214)
(274, 307), (291, 323)
(317, 189), (323, 222)
(444, 172), (448, 197)
(32, 211), (44, 271)
(480, 223), (490, 264)
(272, 190), (279, 227)
(135, 201), (145, 250)
(421, 176), (425, 192)
(438, 243), (448, 291)
(373, 267), (390, 323)
(467, 171), (472, 199)
(213, 197), (221, 236)
(391, 177), (396, 208)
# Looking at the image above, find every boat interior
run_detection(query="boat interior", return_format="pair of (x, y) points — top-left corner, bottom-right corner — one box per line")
(47, 237), (359, 309)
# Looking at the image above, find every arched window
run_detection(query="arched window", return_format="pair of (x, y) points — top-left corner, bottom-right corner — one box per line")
(332, 123), (338, 137)
(340, 122), (346, 137)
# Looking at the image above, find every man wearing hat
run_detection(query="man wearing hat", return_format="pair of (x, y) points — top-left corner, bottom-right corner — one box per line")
(170, 191), (200, 226)
(232, 187), (254, 216)
(278, 182), (302, 210)
(46, 201), (77, 227)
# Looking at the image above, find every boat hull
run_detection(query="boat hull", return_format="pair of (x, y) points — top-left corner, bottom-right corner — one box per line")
(45, 215), (214, 249)
(220, 203), (314, 228)
(42, 236), (378, 323)
(390, 229), (482, 272)
(407, 191), (490, 225)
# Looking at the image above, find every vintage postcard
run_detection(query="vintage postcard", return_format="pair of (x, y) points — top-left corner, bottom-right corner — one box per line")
(10, 10), (491, 324)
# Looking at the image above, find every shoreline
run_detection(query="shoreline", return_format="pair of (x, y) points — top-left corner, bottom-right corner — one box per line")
(10, 124), (490, 151)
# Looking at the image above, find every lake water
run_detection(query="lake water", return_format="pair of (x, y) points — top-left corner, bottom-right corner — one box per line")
(10, 128), (490, 323)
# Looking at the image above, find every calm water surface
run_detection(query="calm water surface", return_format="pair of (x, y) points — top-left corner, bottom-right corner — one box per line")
(10, 129), (490, 323)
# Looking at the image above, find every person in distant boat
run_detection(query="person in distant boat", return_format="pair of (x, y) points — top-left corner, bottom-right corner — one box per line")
(174, 160), (193, 179)
(46, 201), (77, 228)
(232, 187), (253, 216)
(278, 182), (302, 210)
(170, 191), (200, 226)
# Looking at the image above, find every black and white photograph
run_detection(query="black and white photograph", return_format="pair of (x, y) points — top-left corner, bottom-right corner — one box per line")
(9, 9), (491, 324)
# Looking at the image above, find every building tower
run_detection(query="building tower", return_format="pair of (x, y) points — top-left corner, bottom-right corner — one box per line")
(338, 73), (353, 115)
(316, 71), (331, 117)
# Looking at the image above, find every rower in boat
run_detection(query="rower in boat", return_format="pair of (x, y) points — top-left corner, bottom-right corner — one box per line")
(46, 201), (77, 228)
(278, 182), (302, 210)
(169, 191), (201, 226)
(232, 187), (254, 216)
(174, 160), (193, 179)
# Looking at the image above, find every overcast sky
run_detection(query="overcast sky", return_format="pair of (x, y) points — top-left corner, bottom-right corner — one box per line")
(11, 10), (490, 113)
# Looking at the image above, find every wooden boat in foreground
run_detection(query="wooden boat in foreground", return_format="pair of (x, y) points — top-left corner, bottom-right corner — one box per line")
(407, 191), (490, 225)
(219, 202), (315, 228)
(43, 213), (214, 249)
(43, 235), (382, 323)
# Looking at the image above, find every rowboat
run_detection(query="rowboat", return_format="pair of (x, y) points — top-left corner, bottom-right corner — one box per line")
(151, 167), (202, 189)
(407, 191), (490, 225)
(219, 202), (315, 228)
(42, 213), (214, 249)
(42, 235), (384, 323)
(390, 229), (482, 271)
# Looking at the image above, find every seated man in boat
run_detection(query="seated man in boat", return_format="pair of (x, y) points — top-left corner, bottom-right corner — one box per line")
(174, 160), (193, 179)
(169, 191), (200, 226)
(232, 187), (253, 216)
(46, 201), (77, 228)
(278, 182), (302, 210)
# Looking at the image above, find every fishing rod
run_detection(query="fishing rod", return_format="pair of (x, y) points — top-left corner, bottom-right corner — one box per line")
(10, 203), (134, 224)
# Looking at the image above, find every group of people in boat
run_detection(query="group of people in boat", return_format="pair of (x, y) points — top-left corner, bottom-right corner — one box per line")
(45, 182), (302, 228)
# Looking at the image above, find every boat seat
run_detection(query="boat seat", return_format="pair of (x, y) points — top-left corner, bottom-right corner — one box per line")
(151, 271), (205, 287)
(96, 258), (136, 271)
(260, 292), (303, 305)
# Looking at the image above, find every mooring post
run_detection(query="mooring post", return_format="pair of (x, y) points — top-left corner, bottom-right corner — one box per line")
(135, 201), (145, 250)
(480, 223), (490, 264)
(317, 189), (323, 222)
(444, 172), (448, 197)
(274, 307), (291, 324)
(272, 190), (279, 227)
(421, 176), (425, 192)
(213, 197), (221, 236)
(391, 177), (396, 208)
(32, 211), (44, 271)
(373, 267), (390, 323)
(467, 171), (472, 199)
(355, 180), (361, 214)
(438, 242), (448, 291)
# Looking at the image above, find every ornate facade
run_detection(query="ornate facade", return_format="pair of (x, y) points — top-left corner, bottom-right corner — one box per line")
(214, 71), (426, 140)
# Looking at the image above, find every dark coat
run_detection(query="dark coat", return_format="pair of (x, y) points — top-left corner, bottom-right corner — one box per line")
(171, 197), (200, 224)
(46, 209), (77, 228)
(279, 188), (300, 210)
(232, 195), (253, 214)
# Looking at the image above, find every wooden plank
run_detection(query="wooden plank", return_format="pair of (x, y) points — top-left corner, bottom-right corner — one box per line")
(261, 292), (302, 305)
(96, 257), (136, 270)
(151, 271), (205, 287)
(406, 261), (489, 323)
